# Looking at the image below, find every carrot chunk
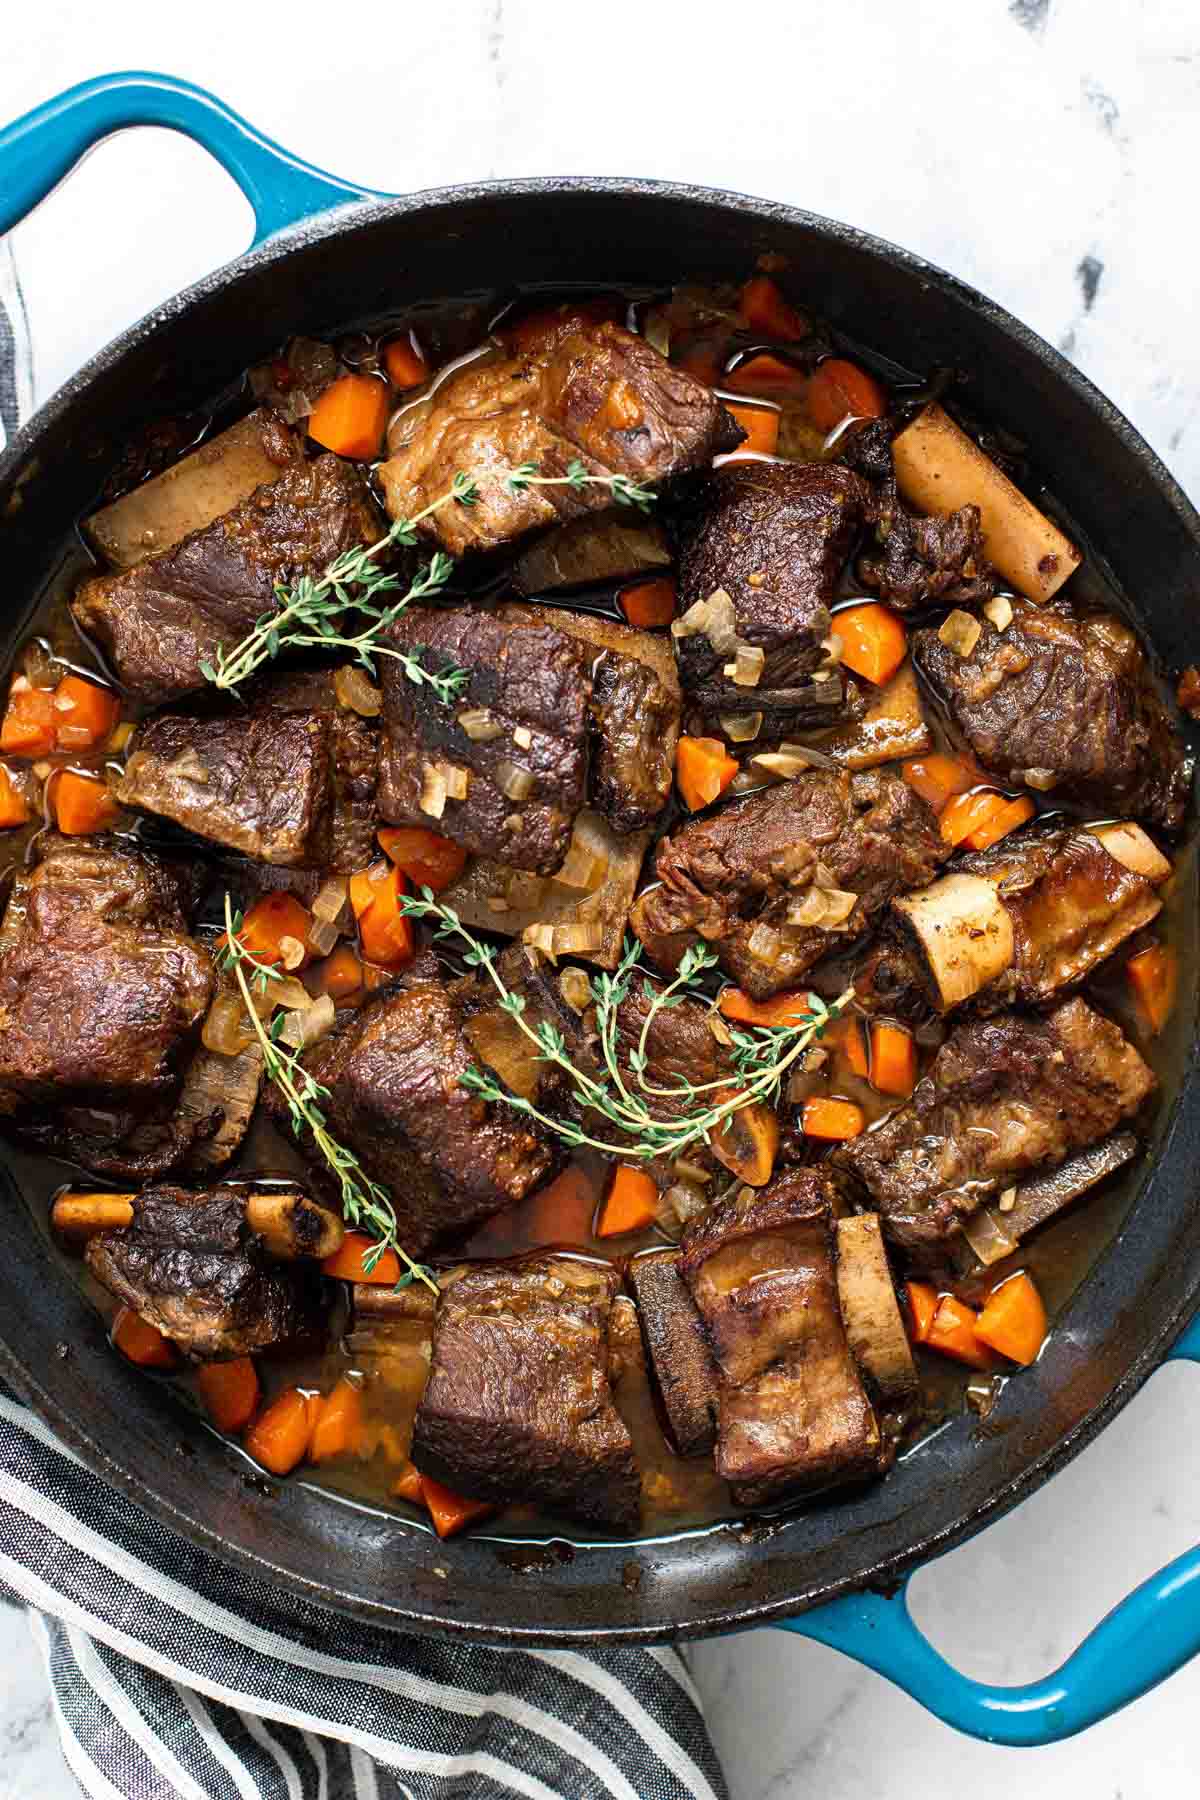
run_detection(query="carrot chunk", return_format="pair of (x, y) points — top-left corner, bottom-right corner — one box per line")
(901, 752), (980, 815)
(392, 1461), (425, 1505)
(906, 1280), (939, 1344)
(828, 1016), (870, 1079)
(51, 674), (120, 750)
(196, 1357), (260, 1433)
(596, 1166), (659, 1238)
(940, 790), (1035, 851)
(738, 276), (808, 342)
(801, 1097), (865, 1141)
(618, 576), (677, 629)
(225, 892), (315, 970)
(805, 359), (887, 434)
(712, 1099), (780, 1186)
(718, 987), (817, 1029)
(975, 1272), (1047, 1366)
(0, 678), (55, 755)
(419, 1474), (497, 1539)
(675, 736), (738, 812)
(1127, 942), (1177, 1037)
(0, 765), (30, 829)
(55, 769), (119, 835)
(925, 1294), (994, 1371)
(725, 401), (780, 459)
(308, 1378), (367, 1463)
(870, 1021), (917, 1098)
(377, 826), (468, 893)
(321, 1231), (403, 1286)
(725, 352), (805, 395)
(350, 859), (414, 967)
(243, 1388), (320, 1475)
(308, 373), (390, 460)
(382, 333), (428, 390)
(833, 603), (908, 687)
(112, 1308), (180, 1369)
(308, 945), (364, 1002)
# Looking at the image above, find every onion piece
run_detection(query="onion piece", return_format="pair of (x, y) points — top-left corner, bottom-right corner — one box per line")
(671, 1157), (712, 1189)
(983, 593), (1014, 633)
(443, 763), (470, 801)
(553, 837), (602, 891)
(746, 921), (784, 967)
(512, 725), (533, 750)
(1023, 767), (1059, 791)
(279, 993), (336, 1050)
(312, 877), (350, 924)
(558, 967), (593, 1014)
(419, 764), (447, 819)
(333, 664), (382, 717)
(779, 740), (837, 770)
(201, 992), (254, 1057)
(496, 760), (534, 802)
(671, 587), (738, 654)
(938, 609), (982, 658)
(553, 921), (603, 956)
(707, 1011), (733, 1047)
(277, 934), (306, 972)
(720, 711), (763, 743)
(786, 887), (859, 930)
(458, 707), (503, 742)
(723, 645), (765, 688)
(270, 976), (317, 1012)
(523, 922), (558, 962)
(751, 748), (831, 781)
(960, 1205), (1019, 1266)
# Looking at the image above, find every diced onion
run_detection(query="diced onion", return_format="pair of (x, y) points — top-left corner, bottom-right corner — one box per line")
(553, 922), (603, 955)
(513, 725), (533, 750)
(496, 759), (534, 802)
(523, 922), (558, 962)
(819, 632), (844, 669)
(938, 609), (982, 658)
(558, 968), (593, 1014)
(1024, 767), (1059, 791)
(960, 1205), (1018, 1266)
(458, 707), (503, 742)
(659, 1184), (707, 1237)
(333, 664), (382, 717)
(998, 1185), (1018, 1213)
(270, 976), (316, 1012)
(750, 749), (829, 781)
(707, 1011), (733, 1047)
(983, 594), (1014, 633)
(779, 740), (837, 770)
(723, 644), (765, 688)
(201, 992), (254, 1057)
(307, 916), (340, 955)
(277, 934), (306, 971)
(279, 993), (336, 1050)
(671, 1158), (712, 1188)
(746, 921), (784, 967)
(419, 764), (447, 818)
(443, 763), (470, 801)
(786, 887), (858, 929)
(553, 825), (606, 891)
(720, 711), (763, 743)
(312, 877), (350, 924)
(671, 587), (738, 654)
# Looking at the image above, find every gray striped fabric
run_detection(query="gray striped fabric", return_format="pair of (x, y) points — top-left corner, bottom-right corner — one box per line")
(0, 264), (730, 1800)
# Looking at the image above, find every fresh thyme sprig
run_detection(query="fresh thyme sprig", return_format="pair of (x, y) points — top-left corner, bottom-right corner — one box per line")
(216, 897), (436, 1292)
(398, 889), (850, 1163)
(200, 457), (657, 699)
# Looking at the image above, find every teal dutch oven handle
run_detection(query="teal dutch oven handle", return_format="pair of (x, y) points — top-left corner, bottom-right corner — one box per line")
(5, 69), (1200, 1748)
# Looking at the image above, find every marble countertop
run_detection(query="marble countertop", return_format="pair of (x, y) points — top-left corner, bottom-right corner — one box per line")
(2, 2), (1199, 1794)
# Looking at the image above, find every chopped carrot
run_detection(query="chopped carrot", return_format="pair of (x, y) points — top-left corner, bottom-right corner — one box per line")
(308, 373), (390, 460)
(926, 1294), (993, 1371)
(226, 892), (315, 970)
(392, 1462), (425, 1505)
(51, 674), (120, 751)
(805, 359), (887, 434)
(725, 401), (780, 459)
(196, 1357), (260, 1433)
(906, 1280), (939, 1344)
(675, 736), (738, 812)
(382, 332), (428, 390)
(718, 987), (816, 1029)
(833, 603), (908, 687)
(0, 677), (55, 755)
(377, 826), (468, 893)
(112, 1308), (180, 1369)
(801, 1097), (865, 1141)
(725, 352), (805, 396)
(712, 1098), (780, 1186)
(54, 769), (119, 835)
(243, 1388), (320, 1476)
(308, 945), (364, 1002)
(309, 1378), (367, 1463)
(321, 1231), (403, 1286)
(975, 1272), (1047, 1366)
(596, 1166), (659, 1238)
(419, 1473), (497, 1539)
(940, 790), (1035, 851)
(901, 752), (980, 815)
(870, 1021), (917, 1098)
(739, 275), (808, 342)
(351, 858), (413, 967)
(0, 765), (29, 829)
(1127, 942), (1177, 1036)
(828, 1015), (870, 1078)
(675, 341), (722, 387)
(619, 576), (677, 629)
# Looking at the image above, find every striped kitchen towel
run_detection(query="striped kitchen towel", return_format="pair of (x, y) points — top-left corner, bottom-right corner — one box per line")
(0, 257), (729, 1800)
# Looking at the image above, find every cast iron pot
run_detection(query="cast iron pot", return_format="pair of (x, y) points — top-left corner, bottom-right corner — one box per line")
(2, 72), (1199, 1746)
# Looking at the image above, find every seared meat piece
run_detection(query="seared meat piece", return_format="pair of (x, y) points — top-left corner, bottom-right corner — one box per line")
(630, 769), (948, 999)
(891, 822), (1163, 1014)
(272, 965), (555, 1255)
(678, 1172), (882, 1506)
(411, 1255), (640, 1530)
(72, 454), (382, 706)
(0, 836), (213, 1171)
(671, 461), (870, 726)
(844, 421), (997, 610)
(378, 606), (590, 874)
(954, 1131), (1140, 1272)
(378, 317), (739, 557)
(115, 669), (377, 871)
(835, 997), (1155, 1253)
(912, 597), (1189, 832)
(628, 1251), (719, 1458)
(86, 1185), (321, 1361)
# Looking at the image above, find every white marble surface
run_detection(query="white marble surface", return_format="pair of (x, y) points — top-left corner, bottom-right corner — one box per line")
(2, 2), (1200, 1795)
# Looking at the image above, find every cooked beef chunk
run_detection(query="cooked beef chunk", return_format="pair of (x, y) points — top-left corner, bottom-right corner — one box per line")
(72, 454), (382, 705)
(378, 606), (590, 873)
(672, 461), (869, 725)
(115, 670), (377, 871)
(86, 1185), (320, 1360)
(834, 997), (1155, 1253)
(631, 769), (948, 999)
(174, 1034), (264, 1173)
(0, 836), (213, 1173)
(678, 1171), (882, 1505)
(379, 317), (740, 557)
(270, 965), (555, 1255)
(912, 598), (1189, 831)
(411, 1255), (640, 1529)
(848, 428), (996, 610)
(954, 1131), (1140, 1272)
(629, 1251), (719, 1458)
